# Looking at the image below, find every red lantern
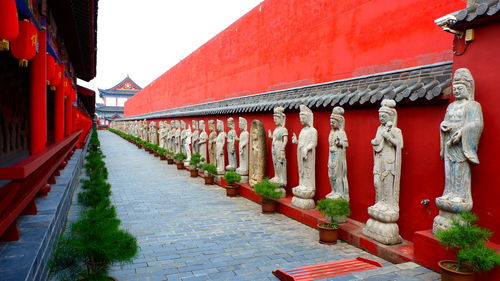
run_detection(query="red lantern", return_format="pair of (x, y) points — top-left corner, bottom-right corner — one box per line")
(47, 54), (55, 87)
(10, 19), (38, 67)
(52, 63), (63, 87)
(0, 0), (19, 51)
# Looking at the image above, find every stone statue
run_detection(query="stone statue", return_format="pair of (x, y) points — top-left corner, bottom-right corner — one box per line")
(433, 68), (484, 233)
(326, 107), (349, 200)
(143, 120), (150, 142)
(249, 120), (266, 187)
(192, 120), (200, 154)
(180, 121), (192, 163)
(268, 106), (288, 196)
(174, 120), (181, 154)
(168, 120), (175, 152)
(291, 105), (318, 210)
(208, 120), (217, 164)
(225, 117), (238, 171)
(150, 121), (158, 145)
(139, 120), (145, 140)
(362, 99), (403, 245)
(158, 121), (165, 148)
(215, 120), (226, 176)
(133, 120), (138, 137)
(236, 117), (249, 183)
(162, 122), (170, 150)
(198, 120), (208, 162)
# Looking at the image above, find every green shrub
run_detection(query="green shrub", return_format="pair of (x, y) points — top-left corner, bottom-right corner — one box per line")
(49, 201), (138, 281)
(50, 129), (138, 281)
(254, 178), (283, 199)
(436, 212), (500, 272)
(316, 198), (350, 229)
(200, 163), (217, 177)
(173, 152), (187, 162)
(223, 171), (241, 185)
(189, 152), (205, 168)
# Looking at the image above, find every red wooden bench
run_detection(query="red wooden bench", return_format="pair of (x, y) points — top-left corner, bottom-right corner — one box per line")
(272, 257), (383, 281)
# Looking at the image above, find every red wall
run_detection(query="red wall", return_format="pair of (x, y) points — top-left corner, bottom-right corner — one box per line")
(451, 22), (500, 244)
(125, 0), (464, 116)
(142, 98), (457, 242)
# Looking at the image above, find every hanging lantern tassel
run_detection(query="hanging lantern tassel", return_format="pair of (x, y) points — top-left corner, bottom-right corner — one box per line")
(10, 19), (38, 67)
(0, 0), (19, 51)
(47, 54), (55, 88)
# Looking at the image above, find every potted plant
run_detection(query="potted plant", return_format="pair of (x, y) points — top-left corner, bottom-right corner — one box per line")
(435, 212), (500, 281)
(152, 144), (161, 157)
(166, 150), (174, 164)
(316, 198), (350, 244)
(223, 171), (241, 197)
(157, 148), (167, 160)
(188, 153), (205, 177)
(173, 152), (187, 169)
(253, 178), (283, 213)
(200, 163), (217, 185)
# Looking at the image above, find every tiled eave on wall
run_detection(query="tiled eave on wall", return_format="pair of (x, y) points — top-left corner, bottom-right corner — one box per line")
(118, 61), (452, 121)
(443, 0), (500, 30)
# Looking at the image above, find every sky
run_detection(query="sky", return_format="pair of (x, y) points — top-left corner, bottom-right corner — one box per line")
(78, 0), (263, 100)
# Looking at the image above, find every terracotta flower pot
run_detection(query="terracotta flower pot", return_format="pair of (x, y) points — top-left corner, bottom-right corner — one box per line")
(438, 260), (475, 281)
(160, 155), (167, 160)
(204, 176), (214, 185)
(176, 163), (184, 170)
(225, 184), (239, 197)
(261, 199), (277, 214)
(317, 223), (339, 245)
(167, 159), (174, 164)
(190, 169), (198, 177)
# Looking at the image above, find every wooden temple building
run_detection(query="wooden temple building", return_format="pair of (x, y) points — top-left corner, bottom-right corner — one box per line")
(0, 0), (97, 279)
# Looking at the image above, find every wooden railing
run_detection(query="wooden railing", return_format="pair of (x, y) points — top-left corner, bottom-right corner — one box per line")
(0, 130), (82, 241)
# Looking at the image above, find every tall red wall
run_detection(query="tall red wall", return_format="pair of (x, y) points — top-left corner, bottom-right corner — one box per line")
(125, 0), (464, 116)
(450, 22), (500, 243)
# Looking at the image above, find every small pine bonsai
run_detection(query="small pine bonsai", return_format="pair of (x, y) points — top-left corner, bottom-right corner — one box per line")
(200, 163), (217, 178)
(435, 212), (500, 272)
(173, 152), (187, 162)
(223, 171), (241, 185)
(189, 152), (205, 169)
(316, 198), (350, 229)
(254, 178), (283, 200)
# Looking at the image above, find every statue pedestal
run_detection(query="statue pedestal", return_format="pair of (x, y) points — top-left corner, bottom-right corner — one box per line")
(277, 187), (286, 198)
(433, 197), (473, 233)
(433, 210), (459, 233)
(362, 218), (402, 245)
(291, 185), (315, 210)
(291, 197), (315, 210)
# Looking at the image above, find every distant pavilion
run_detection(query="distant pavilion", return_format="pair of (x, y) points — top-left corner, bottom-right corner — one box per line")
(96, 76), (141, 127)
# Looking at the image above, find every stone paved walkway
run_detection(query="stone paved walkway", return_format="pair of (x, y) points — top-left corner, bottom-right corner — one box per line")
(98, 131), (440, 281)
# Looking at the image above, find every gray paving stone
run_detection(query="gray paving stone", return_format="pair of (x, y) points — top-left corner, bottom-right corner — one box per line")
(95, 131), (439, 281)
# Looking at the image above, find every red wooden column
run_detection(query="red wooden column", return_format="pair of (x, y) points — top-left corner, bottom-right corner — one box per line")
(29, 29), (47, 154)
(54, 83), (65, 141)
(64, 96), (72, 136)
